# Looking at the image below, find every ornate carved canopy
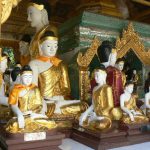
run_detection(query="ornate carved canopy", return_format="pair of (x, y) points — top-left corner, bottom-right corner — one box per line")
(115, 23), (150, 66)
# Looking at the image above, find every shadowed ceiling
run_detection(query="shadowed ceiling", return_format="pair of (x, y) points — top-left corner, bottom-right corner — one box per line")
(1, 0), (150, 37)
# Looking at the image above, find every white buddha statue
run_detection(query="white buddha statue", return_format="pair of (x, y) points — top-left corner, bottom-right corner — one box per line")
(0, 53), (9, 106)
(120, 81), (148, 124)
(79, 65), (114, 130)
(145, 85), (150, 119)
(27, 0), (57, 59)
(6, 65), (57, 133)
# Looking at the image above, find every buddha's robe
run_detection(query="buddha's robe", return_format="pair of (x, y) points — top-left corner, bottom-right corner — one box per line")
(20, 55), (30, 66)
(122, 95), (149, 124)
(6, 84), (57, 133)
(83, 85), (114, 130)
(106, 66), (124, 107)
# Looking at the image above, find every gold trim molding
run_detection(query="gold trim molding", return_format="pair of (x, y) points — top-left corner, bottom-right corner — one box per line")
(115, 22), (150, 66)
(77, 37), (101, 101)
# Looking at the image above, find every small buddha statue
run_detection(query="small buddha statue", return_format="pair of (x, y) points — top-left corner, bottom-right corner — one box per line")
(120, 81), (148, 124)
(6, 65), (57, 133)
(0, 53), (9, 106)
(29, 31), (88, 121)
(145, 84), (150, 119)
(131, 69), (139, 93)
(115, 58), (126, 87)
(19, 34), (31, 66)
(27, 0), (57, 59)
(79, 65), (114, 130)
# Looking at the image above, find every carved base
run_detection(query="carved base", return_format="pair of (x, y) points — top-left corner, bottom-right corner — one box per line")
(4, 129), (65, 150)
(71, 123), (150, 150)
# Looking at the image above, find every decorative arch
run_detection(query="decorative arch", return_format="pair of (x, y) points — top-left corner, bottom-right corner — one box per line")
(115, 22), (150, 66)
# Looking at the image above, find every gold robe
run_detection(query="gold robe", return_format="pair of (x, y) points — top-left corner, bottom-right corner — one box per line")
(146, 99), (150, 119)
(83, 85), (114, 130)
(38, 62), (70, 99)
(122, 95), (149, 124)
(122, 72), (126, 87)
(6, 85), (57, 133)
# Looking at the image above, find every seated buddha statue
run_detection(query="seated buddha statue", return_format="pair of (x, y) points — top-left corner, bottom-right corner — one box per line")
(97, 41), (123, 120)
(145, 84), (150, 119)
(79, 65), (114, 130)
(29, 31), (88, 121)
(6, 65), (57, 133)
(0, 52), (12, 120)
(19, 34), (31, 66)
(120, 81), (149, 124)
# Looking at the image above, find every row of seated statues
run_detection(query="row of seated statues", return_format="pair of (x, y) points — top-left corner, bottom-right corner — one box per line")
(0, 0), (149, 134)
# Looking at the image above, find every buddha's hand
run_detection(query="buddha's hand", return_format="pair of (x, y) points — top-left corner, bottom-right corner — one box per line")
(49, 96), (64, 101)
(18, 114), (25, 128)
(129, 113), (134, 122)
(30, 113), (48, 119)
(134, 111), (142, 116)
(97, 116), (105, 120)
(79, 113), (87, 126)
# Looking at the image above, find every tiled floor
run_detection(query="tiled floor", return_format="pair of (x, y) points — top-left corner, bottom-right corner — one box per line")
(59, 138), (150, 150)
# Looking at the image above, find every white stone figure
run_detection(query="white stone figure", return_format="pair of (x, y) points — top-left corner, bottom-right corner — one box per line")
(120, 82), (148, 124)
(79, 68), (108, 126)
(9, 66), (47, 129)
(0, 55), (9, 106)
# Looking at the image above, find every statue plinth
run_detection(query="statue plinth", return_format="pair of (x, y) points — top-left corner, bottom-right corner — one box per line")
(1, 128), (65, 150)
(71, 122), (150, 150)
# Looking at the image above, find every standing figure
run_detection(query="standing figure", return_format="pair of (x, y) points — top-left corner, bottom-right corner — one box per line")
(29, 31), (88, 119)
(6, 65), (57, 133)
(79, 65), (114, 130)
(19, 34), (31, 66)
(120, 81), (148, 124)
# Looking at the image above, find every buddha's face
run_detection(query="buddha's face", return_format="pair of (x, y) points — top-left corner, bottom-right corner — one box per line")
(108, 52), (117, 66)
(21, 72), (33, 86)
(117, 62), (124, 71)
(94, 70), (107, 84)
(40, 39), (58, 57)
(27, 6), (42, 27)
(133, 70), (136, 74)
(19, 41), (29, 55)
(125, 84), (134, 94)
(0, 58), (7, 73)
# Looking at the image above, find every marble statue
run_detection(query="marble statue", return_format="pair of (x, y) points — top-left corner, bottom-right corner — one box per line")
(6, 65), (57, 133)
(0, 53), (9, 106)
(19, 34), (31, 66)
(79, 65), (114, 130)
(27, 0), (57, 59)
(120, 81), (148, 124)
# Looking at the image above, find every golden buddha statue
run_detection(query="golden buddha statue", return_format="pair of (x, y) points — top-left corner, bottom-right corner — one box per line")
(79, 65), (114, 130)
(29, 30), (88, 126)
(120, 81), (149, 124)
(6, 65), (57, 133)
